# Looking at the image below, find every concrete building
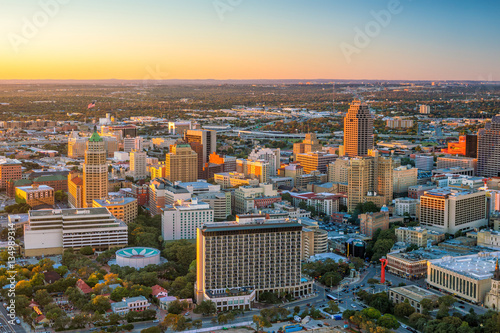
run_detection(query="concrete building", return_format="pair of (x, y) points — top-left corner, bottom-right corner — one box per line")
(485, 259), (500, 310)
(213, 172), (259, 189)
(248, 147), (280, 176)
(15, 184), (54, 208)
(408, 184), (437, 200)
(389, 285), (439, 313)
(290, 192), (340, 216)
(360, 211), (389, 238)
(478, 115), (500, 177)
(68, 172), (84, 208)
(195, 220), (313, 311)
(394, 197), (418, 216)
(184, 129), (217, 166)
(395, 227), (429, 247)
(130, 150), (147, 180)
(148, 178), (191, 216)
(161, 198), (214, 241)
(437, 156), (477, 174)
(387, 248), (451, 280)
(420, 187), (487, 234)
(196, 192), (231, 220)
(343, 100), (373, 157)
(299, 218), (328, 260)
(432, 166), (475, 176)
(124, 136), (143, 153)
(415, 155), (434, 171)
(293, 133), (322, 161)
(296, 151), (337, 174)
(164, 143), (198, 183)
(234, 184), (280, 214)
(419, 105), (431, 114)
(23, 207), (128, 256)
(168, 122), (191, 136)
(236, 159), (270, 183)
(477, 229), (500, 248)
(0, 157), (22, 189)
(83, 129), (108, 208)
(386, 117), (414, 129)
(393, 165), (418, 197)
(328, 158), (349, 184)
(427, 252), (500, 304)
(93, 197), (138, 224)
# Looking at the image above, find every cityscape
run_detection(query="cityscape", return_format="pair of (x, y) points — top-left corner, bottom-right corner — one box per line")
(1, 1), (500, 333)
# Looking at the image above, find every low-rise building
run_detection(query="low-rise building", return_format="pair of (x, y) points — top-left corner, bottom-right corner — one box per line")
(477, 229), (500, 248)
(360, 211), (389, 239)
(213, 172), (260, 189)
(395, 227), (428, 247)
(93, 197), (138, 224)
(394, 197), (418, 216)
(290, 192), (341, 216)
(389, 285), (439, 313)
(15, 184), (54, 208)
(234, 184), (280, 214)
(196, 192), (231, 220)
(111, 296), (150, 315)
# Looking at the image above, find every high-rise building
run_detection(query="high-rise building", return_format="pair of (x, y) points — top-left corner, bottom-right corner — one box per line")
(130, 150), (147, 180)
(161, 198), (214, 241)
(83, 129), (108, 208)
(360, 211), (389, 238)
(328, 158), (349, 184)
(195, 220), (313, 311)
(343, 100), (373, 157)
(184, 129), (217, 165)
(293, 133), (322, 161)
(419, 187), (487, 234)
(415, 155), (434, 171)
(124, 136), (144, 153)
(188, 141), (205, 178)
(393, 165), (418, 197)
(248, 147), (280, 176)
(68, 172), (84, 208)
(209, 153), (236, 172)
(23, 207), (128, 256)
(236, 159), (270, 183)
(296, 151), (337, 174)
(478, 115), (500, 177)
(168, 122), (191, 136)
(419, 105), (431, 114)
(164, 143), (198, 182)
(68, 133), (118, 158)
(148, 178), (191, 216)
(0, 157), (22, 189)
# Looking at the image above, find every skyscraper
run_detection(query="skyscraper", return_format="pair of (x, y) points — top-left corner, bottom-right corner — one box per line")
(478, 115), (500, 177)
(130, 150), (147, 180)
(184, 129), (217, 165)
(83, 128), (108, 208)
(343, 100), (374, 157)
(293, 133), (322, 161)
(164, 143), (198, 182)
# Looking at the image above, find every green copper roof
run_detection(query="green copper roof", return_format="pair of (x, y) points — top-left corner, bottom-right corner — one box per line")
(89, 128), (103, 142)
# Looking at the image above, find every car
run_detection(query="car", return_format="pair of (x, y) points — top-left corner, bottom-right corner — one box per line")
(185, 312), (190, 316)
(317, 324), (323, 327)
(459, 305), (465, 309)
(351, 304), (357, 308)
(401, 324), (407, 329)
(153, 319), (160, 323)
(458, 301), (465, 304)
(306, 303), (310, 306)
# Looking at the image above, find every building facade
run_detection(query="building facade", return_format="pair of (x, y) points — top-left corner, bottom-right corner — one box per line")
(161, 199), (214, 241)
(130, 150), (147, 180)
(478, 115), (500, 177)
(93, 197), (138, 224)
(164, 143), (198, 183)
(83, 129), (108, 208)
(0, 157), (22, 189)
(343, 100), (374, 157)
(15, 184), (54, 208)
(293, 133), (322, 161)
(360, 211), (389, 238)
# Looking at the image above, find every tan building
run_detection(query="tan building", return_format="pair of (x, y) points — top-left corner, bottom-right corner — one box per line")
(300, 219), (328, 260)
(213, 172), (259, 189)
(386, 117), (414, 129)
(184, 129), (217, 166)
(236, 159), (269, 183)
(83, 129), (108, 208)
(427, 252), (500, 304)
(393, 165), (418, 196)
(360, 211), (389, 238)
(130, 150), (147, 180)
(164, 143), (198, 183)
(195, 220), (313, 311)
(343, 100), (374, 157)
(485, 260), (500, 310)
(15, 184), (54, 208)
(437, 156), (477, 174)
(395, 227), (428, 247)
(68, 173), (84, 208)
(328, 158), (349, 184)
(148, 178), (191, 216)
(93, 197), (138, 224)
(0, 157), (22, 189)
(476, 229), (500, 248)
(389, 285), (439, 313)
(387, 251), (430, 280)
(293, 133), (322, 161)
(196, 192), (231, 220)
(296, 151), (337, 174)
(168, 122), (191, 136)
(420, 187), (487, 234)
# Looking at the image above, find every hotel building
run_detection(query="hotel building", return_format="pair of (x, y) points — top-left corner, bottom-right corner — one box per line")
(161, 198), (214, 241)
(296, 151), (337, 174)
(360, 211), (389, 239)
(164, 143), (198, 183)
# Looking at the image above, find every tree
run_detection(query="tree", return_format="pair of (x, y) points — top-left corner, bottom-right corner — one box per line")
(351, 257), (365, 270)
(193, 300), (216, 316)
(15, 280), (33, 296)
(34, 289), (53, 307)
(361, 307), (381, 320)
(167, 300), (187, 315)
(298, 201), (307, 210)
(327, 301), (339, 314)
(111, 287), (130, 301)
(91, 295), (111, 313)
(436, 304), (449, 319)
(80, 246), (94, 255)
(438, 295), (455, 307)
(281, 192), (292, 203)
(217, 313), (228, 325)
(192, 320), (202, 329)
(321, 272), (342, 287)
(141, 327), (161, 333)
(394, 301), (415, 318)
(293, 306), (300, 314)
(253, 315), (270, 332)
(377, 314), (400, 329)
(419, 298), (436, 315)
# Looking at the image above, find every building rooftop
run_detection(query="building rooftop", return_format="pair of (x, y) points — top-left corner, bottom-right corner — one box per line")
(390, 285), (440, 302)
(29, 207), (111, 217)
(93, 197), (136, 206)
(163, 199), (211, 211)
(201, 219), (302, 233)
(0, 157), (21, 165)
(16, 185), (53, 192)
(423, 187), (473, 197)
(429, 252), (500, 280)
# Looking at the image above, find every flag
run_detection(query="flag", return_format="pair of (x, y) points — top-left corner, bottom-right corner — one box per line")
(88, 101), (96, 109)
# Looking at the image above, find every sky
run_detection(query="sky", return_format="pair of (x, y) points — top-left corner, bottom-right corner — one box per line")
(0, 0), (499, 80)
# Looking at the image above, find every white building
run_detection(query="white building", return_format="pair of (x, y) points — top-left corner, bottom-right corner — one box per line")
(420, 105), (431, 114)
(234, 184), (279, 214)
(23, 208), (128, 256)
(124, 136), (144, 153)
(248, 147), (280, 176)
(130, 150), (147, 180)
(161, 198), (214, 241)
(114, 151), (129, 161)
(420, 187), (487, 234)
(394, 197), (418, 216)
(111, 296), (150, 315)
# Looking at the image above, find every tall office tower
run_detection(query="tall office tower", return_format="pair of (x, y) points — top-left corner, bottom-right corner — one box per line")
(478, 115), (500, 177)
(419, 105), (431, 114)
(296, 151), (337, 174)
(248, 147), (280, 176)
(130, 150), (147, 180)
(83, 129), (108, 208)
(343, 100), (374, 157)
(184, 129), (217, 165)
(236, 159), (270, 183)
(419, 188), (487, 234)
(465, 134), (478, 158)
(195, 220), (313, 311)
(348, 158), (371, 212)
(188, 141), (205, 178)
(0, 157), (22, 189)
(292, 133), (322, 161)
(328, 158), (349, 183)
(164, 143), (198, 182)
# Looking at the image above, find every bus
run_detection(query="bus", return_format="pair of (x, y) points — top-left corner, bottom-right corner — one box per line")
(327, 294), (338, 302)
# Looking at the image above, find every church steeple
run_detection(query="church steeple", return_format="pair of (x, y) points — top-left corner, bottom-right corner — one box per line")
(494, 258), (500, 281)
